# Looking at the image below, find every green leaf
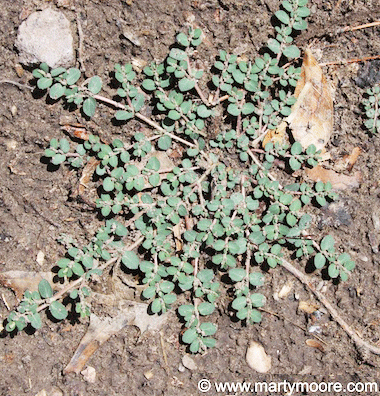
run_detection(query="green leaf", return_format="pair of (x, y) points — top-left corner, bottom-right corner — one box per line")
(37, 77), (53, 90)
(276, 10), (290, 24)
(227, 103), (241, 116)
(66, 68), (81, 85)
(249, 272), (265, 287)
(232, 296), (247, 310)
(38, 279), (53, 299)
(49, 83), (66, 99)
(103, 177), (115, 192)
(179, 78), (195, 92)
(267, 38), (281, 54)
(291, 141), (303, 155)
(178, 304), (195, 317)
(151, 298), (162, 313)
(49, 301), (68, 320)
(328, 264), (339, 278)
(158, 135), (172, 150)
(52, 154), (66, 165)
(115, 110), (134, 120)
(250, 293), (266, 307)
(198, 302), (215, 315)
(148, 173), (160, 187)
(88, 76), (102, 94)
(242, 102), (255, 115)
(314, 253), (326, 269)
(229, 268), (246, 282)
(321, 235), (334, 251)
(182, 328), (197, 344)
(142, 79), (156, 91)
(142, 286), (156, 299)
(121, 251), (140, 270)
(51, 67), (66, 77)
(289, 157), (301, 171)
(146, 157), (160, 171)
(5, 321), (16, 332)
(83, 97), (97, 117)
(72, 262), (84, 276)
(28, 312), (42, 329)
(132, 93), (145, 112)
(197, 104), (212, 118)
(169, 48), (188, 61)
(283, 45), (301, 59)
(59, 138), (70, 153)
(168, 110), (181, 120)
(199, 322), (217, 336)
(160, 280), (175, 293)
(176, 32), (189, 47)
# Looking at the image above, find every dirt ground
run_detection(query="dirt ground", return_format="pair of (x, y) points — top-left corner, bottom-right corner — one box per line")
(1, 0), (380, 395)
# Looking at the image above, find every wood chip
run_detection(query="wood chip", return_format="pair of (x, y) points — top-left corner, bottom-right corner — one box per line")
(305, 338), (325, 352)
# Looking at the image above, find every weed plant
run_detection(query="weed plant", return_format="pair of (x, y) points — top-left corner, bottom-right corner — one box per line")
(5, 0), (356, 354)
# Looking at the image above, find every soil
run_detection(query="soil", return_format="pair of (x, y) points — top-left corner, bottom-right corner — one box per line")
(1, 0), (380, 395)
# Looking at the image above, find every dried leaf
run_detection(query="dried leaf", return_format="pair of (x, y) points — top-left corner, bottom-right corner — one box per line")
(64, 301), (169, 374)
(0, 271), (56, 300)
(77, 157), (100, 196)
(173, 223), (183, 251)
(305, 338), (325, 352)
(61, 124), (91, 141)
(344, 146), (361, 171)
(262, 121), (288, 148)
(306, 165), (361, 190)
(287, 49), (333, 151)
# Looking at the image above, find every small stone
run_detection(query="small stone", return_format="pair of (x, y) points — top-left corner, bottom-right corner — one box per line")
(16, 8), (74, 68)
(182, 354), (197, 371)
(50, 387), (64, 396)
(246, 341), (272, 373)
(144, 370), (154, 380)
(277, 280), (293, 299)
(36, 250), (45, 266)
(14, 63), (24, 77)
(81, 366), (96, 383)
(34, 391), (47, 396)
(10, 105), (17, 117)
(5, 139), (17, 150)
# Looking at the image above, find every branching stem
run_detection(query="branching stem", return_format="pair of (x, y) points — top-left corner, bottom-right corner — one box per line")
(276, 254), (380, 356)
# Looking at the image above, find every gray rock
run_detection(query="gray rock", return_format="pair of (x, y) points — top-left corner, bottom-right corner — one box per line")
(16, 8), (74, 68)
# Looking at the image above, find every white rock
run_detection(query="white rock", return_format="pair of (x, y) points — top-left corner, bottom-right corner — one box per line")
(246, 341), (272, 373)
(182, 354), (197, 371)
(81, 366), (96, 383)
(36, 250), (45, 266)
(16, 8), (74, 68)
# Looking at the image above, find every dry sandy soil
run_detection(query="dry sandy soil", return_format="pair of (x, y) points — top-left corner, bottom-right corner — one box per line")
(1, 0), (380, 395)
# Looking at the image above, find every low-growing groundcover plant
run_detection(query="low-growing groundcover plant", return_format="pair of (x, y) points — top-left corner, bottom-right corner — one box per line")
(5, 0), (378, 356)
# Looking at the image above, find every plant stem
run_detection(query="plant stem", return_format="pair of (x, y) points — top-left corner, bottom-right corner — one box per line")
(37, 277), (83, 313)
(277, 255), (380, 356)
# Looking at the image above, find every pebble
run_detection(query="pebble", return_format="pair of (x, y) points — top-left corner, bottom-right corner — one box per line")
(16, 8), (74, 68)
(144, 370), (154, 380)
(81, 366), (96, 383)
(246, 341), (272, 373)
(182, 354), (197, 371)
